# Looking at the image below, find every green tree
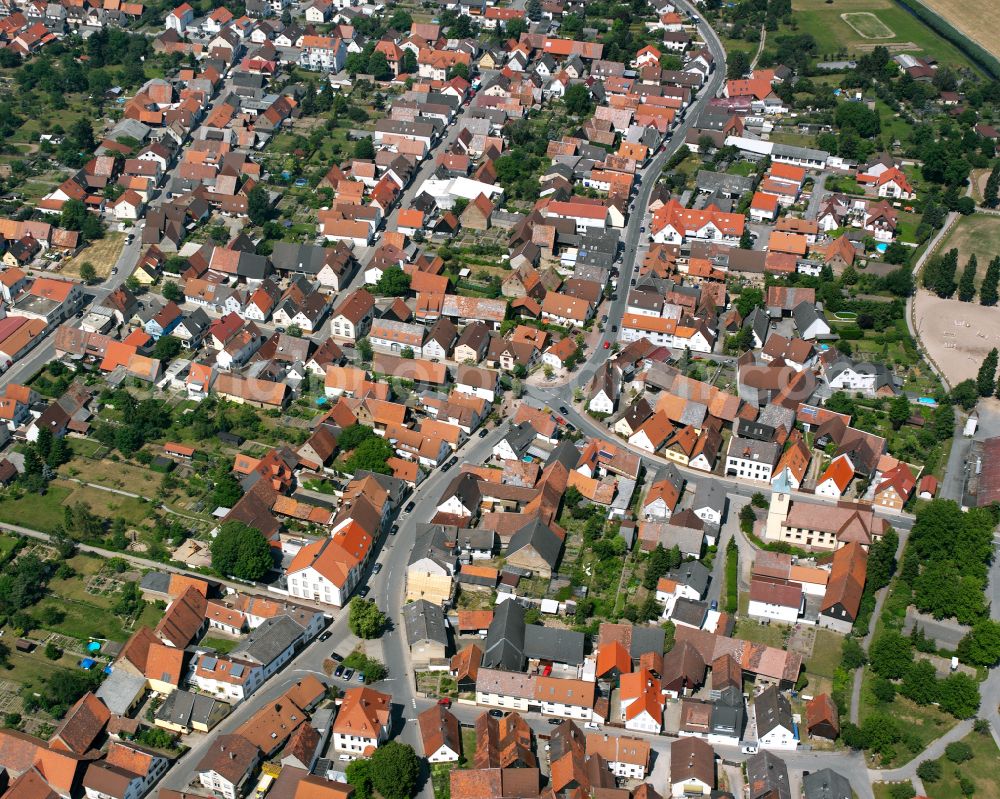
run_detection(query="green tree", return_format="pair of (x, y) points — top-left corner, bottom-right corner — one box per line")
(937, 672), (981, 718)
(247, 185), (271, 226)
(367, 51), (391, 81)
(400, 49), (417, 75)
(871, 676), (896, 703)
(348, 597), (386, 639)
(162, 281), (183, 303)
(958, 254), (978, 302)
(79, 262), (97, 284)
(727, 49), (751, 79)
(152, 335), (182, 361)
(932, 402), (956, 441)
(563, 83), (592, 116)
(916, 760), (942, 783)
(354, 136), (375, 160)
(952, 379), (980, 410)
(210, 521), (274, 581)
(346, 759), (373, 799)
(977, 347), (998, 396)
(345, 437), (394, 475)
(869, 631), (913, 679)
(373, 266), (410, 296)
(981, 256), (1000, 306)
(739, 503), (756, 533)
(44, 641), (61, 660)
(946, 741), (974, 763)
(642, 544), (671, 590)
(60, 199), (88, 232)
(888, 394), (911, 430)
(900, 659), (939, 705)
(984, 162), (1000, 209)
(368, 742), (421, 799)
(212, 472), (244, 508)
(957, 619), (1000, 667)
(526, 0), (542, 19)
(735, 287), (763, 317)
(448, 62), (469, 81)
(357, 337), (374, 362)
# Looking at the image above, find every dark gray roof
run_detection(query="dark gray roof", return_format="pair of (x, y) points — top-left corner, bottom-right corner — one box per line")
(523, 624), (585, 665)
(546, 439), (581, 471)
(507, 517), (563, 570)
(409, 524), (457, 572)
(139, 572), (171, 595)
(792, 301), (827, 334)
(155, 689), (228, 730)
(672, 598), (709, 628)
(754, 685), (794, 736)
(710, 685), (746, 739)
(803, 770), (852, 799)
(482, 598), (526, 671)
(693, 481), (727, 516)
(629, 625), (666, 659)
(746, 751), (791, 799)
(439, 472), (482, 513)
(744, 306), (770, 343)
(502, 421), (537, 459)
(665, 561), (710, 597)
(402, 599), (448, 647)
(231, 614), (304, 667)
(696, 170), (755, 196)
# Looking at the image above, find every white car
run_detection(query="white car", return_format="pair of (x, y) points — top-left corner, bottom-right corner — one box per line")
(584, 722), (601, 730)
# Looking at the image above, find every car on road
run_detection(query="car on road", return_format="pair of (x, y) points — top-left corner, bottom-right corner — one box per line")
(372, 562), (382, 574)
(390, 524), (399, 536)
(334, 665), (344, 677)
(603, 341), (610, 349)
(331, 652), (345, 662)
(319, 631), (332, 642)
(404, 501), (416, 513)
(488, 709), (505, 718)
(559, 406), (569, 415)
(357, 672), (365, 682)
(640, 226), (645, 233)
(610, 293), (617, 301)
(343, 668), (354, 681)
(566, 423), (576, 432)
(437, 698), (452, 708)
(111, 267), (118, 274)
(710, 599), (718, 611)
(357, 585), (370, 598)
(611, 325), (618, 332)
(478, 428), (489, 437)
(601, 314), (608, 323)
(547, 718), (562, 725)
(630, 278), (636, 286)
(584, 722), (601, 730)
(447, 456), (458, 468)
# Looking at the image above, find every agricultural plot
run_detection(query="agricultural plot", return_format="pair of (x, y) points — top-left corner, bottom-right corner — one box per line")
(915, 0), (1000, 60)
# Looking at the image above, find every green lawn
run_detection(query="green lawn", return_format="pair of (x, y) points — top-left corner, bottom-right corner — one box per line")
(431, 763), (454, 799)
(0, 485), (73, 532)
(922, 731), (1000, 799)
(791, 0), (976, 69)
(0, 532), (19, 559)
(202, 636), (240, 655)
(805, 630), (845, 680)
(727, 161), (757, 177)
(733, 600), (787, 647)
(873, 782), (912, 799)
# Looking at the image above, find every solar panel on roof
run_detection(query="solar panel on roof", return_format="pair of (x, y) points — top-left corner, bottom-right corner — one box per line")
(231, 664), (244, 677)
(202, 656), (217, 670)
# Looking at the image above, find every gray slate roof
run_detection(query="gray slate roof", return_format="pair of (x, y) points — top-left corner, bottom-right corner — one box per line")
(523, 624), (585, 665)
(803, 769), (852, 799)
(231, 614), (304, 667)
(507, 517), (563, 570)
(482, 598), (526, 671)
(746, 751), (791, 799)
(402, 599), (448, 647)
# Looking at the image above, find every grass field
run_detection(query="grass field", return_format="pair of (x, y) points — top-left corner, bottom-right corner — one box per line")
(60, 234), (125, 280)
(914, 0), (1000, 60)
(842, 12), (896, 38)
(60, 458), (163, 498)
(791, 0), (975, 67)
(936, 214), (1000, 286)
(0, 485), (73, 532)
(804, 630), (844, 679)
(922, 731), (1000, 799)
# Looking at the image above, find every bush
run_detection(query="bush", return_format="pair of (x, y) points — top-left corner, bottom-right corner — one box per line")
(916, 760), (942, 783)
(945, 741), (973, 763)
(888, 783), (916, 799)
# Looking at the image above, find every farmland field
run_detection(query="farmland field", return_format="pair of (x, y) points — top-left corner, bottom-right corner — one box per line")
(791, 0), (975, 67)
(936, 214), (1000, 288)
(914, 0), (1000, 60)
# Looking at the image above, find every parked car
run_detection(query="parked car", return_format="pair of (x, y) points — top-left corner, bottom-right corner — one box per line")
(584, 722), (601, 730)
(489, 709), (504, 718)
(334, 665), (344, 677)
(357, 672), (366, 682)
(319, 631), (332, 642)
(357, 585), (370, 598)
(438, 698), (452, 708)
(603, 341), (610, 349)
(611, 325), (618, 332)
(390, 524), (399, 536)
(372, 562), (382, 574)
(342, 668), (354, 680)
(547, 718), (563, 725)
(404, 501), (416, 513)
(478, 428), (489, 438)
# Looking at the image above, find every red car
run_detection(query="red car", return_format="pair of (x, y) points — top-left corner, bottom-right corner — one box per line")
(437, 698), (452, 708)
(603, 341), (611, 349)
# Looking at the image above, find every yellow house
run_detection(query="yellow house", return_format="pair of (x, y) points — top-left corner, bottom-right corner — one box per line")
(478, 50), (500, 71)
(405, 562), (454, 606)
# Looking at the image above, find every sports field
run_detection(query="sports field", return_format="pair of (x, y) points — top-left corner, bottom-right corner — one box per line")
(915, 0), (1000, 59)
(842, 12), (895, 38)
(791, 0), (974, 67)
